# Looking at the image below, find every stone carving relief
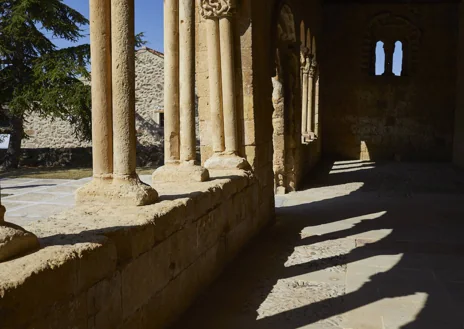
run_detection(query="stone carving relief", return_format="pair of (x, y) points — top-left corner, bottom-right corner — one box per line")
(277, 5), (296, 43)
(200, 0), (236, 18)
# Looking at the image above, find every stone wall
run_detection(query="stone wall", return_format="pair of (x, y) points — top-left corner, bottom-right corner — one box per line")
(322, 3), (458, 161)
(0, 170), (273, 329)
(454, 1), (464, 167)
(21, 48), (165, 163)
(240, 0), (322, 193)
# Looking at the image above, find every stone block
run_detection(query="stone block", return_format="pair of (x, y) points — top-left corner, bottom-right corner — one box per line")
(31, 292), (88, 329)
(225, 218), (254, 262)
(196, 207), (228, 255)
(121, 239), (171, 319)
(0, 246), (82, 328)
(169, 223), (199, 277)
(77, 241), (118, 292)
(152, 202), (189, 245)
(87, 273), (122, 329)
(244, 119), (256, 146)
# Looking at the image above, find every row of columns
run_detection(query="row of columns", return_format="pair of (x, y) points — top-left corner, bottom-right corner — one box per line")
(301, 49), (319, 143)
(80, 0), (248, 202)
(76, 0), (158, 205)
(0, 0), (249, 262)
(152, 0), (209, 182)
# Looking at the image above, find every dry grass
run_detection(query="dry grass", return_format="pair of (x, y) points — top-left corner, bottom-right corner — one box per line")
(0, 167), (158, 180)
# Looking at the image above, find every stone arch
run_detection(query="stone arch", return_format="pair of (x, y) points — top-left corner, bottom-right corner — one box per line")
(271, 2), (299, 194)
(362, 12), (422, 76)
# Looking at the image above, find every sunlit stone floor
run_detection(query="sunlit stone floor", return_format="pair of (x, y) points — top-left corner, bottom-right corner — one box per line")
(172, 161), (464, 329)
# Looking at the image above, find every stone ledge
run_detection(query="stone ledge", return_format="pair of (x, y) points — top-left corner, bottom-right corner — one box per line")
(0, 169), (259, 329)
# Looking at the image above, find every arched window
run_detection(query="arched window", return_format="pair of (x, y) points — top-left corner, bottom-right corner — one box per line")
(375, 41), (385, 76)
(393, 41), (403, 76)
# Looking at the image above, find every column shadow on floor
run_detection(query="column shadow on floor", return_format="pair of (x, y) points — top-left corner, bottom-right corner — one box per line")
(170, 160), (464, 329)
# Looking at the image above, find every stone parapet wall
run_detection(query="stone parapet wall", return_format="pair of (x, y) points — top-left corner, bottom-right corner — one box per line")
(0, 170), (272, 329)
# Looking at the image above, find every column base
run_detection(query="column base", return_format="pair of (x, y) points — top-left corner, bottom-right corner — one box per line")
(76, 176), (158, 206)
(0, 206), (39, 262)
(152, 162), (210, 183)
(204, 154), (250, 170)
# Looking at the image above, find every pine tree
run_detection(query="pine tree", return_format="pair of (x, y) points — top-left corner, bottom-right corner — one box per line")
(0, 0), (91, 170)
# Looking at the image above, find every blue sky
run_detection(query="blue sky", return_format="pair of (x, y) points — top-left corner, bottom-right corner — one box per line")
(375, 41), (403, 76)
(53, 0), (164, 52)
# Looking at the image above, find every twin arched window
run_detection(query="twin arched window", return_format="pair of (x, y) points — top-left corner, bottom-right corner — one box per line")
(375, 40), (403, 76)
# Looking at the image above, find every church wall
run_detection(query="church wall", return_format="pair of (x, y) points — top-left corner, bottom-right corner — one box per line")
(322, 3), (458, 161)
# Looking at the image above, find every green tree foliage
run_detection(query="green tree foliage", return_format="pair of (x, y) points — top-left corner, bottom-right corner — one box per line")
(0, 0), (91, 169)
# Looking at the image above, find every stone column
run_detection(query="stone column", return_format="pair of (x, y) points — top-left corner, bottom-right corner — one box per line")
(219, 17), (238, 154)
(89, 0), (113, 179)
(164, 0), (180, 164)
(301, 53), (310, 141)
(384, 41), (394, 76)
(0, 194), (39, 262)
(111, 0), (137, 179)
(153, 0), (209, 182)
(179, 0), (196, 163)
(77, 0), (158, 206)
(314, 72), (320, 138)
(206, 18), (225, 154)
(201, 0), (249, 170)
(306, 58), (317, 141)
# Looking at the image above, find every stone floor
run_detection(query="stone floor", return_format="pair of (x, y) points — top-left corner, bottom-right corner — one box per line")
(172, 161), (464, 329)
(1, 175), (152, 226)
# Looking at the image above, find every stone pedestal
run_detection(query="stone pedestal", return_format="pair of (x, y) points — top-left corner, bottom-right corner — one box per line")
(0, 205), (39, 262)
(76, 176), (158, 206)
(204, 154), (250, 170)
(152, 161), (210, 183)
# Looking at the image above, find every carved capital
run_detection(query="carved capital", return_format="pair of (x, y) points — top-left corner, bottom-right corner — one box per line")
(309, 58), (318, 78)
(301, 55), (310, 74)
(200, 0), (236, 19)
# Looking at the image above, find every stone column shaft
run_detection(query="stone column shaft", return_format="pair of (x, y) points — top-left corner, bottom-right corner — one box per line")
(179, 0), (196, 162)
(384, 41), (394, 76)
(90, 0), (113, 178)
(301, 69), (309, 135)
(206, 18), (225, 153)
(111, 0), (136, 178)
(307, 74), (315, 134)
(219, 17), (238, 154)
(164, 0), (180, 163)
(314, 73), (320, 137)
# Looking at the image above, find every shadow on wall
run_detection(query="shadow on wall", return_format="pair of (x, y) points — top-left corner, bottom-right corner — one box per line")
(325, 138), (453, 163)
(171, 160), (464, 329)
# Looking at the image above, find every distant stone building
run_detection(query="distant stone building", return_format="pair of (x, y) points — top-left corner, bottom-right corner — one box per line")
(21, 47), (165, 165)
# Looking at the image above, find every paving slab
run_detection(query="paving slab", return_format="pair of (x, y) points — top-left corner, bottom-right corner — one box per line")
(1, 177), (85, 225)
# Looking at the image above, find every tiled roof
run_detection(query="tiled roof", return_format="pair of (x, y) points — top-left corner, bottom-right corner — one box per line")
(137, 47), (164, 58)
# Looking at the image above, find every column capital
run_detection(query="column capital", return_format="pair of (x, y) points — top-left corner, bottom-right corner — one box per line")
(200, 0), (237, 19)
(309, 58), (318, 78)
(301, 55), (310, 74)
